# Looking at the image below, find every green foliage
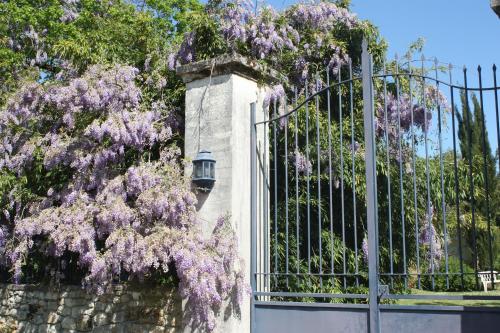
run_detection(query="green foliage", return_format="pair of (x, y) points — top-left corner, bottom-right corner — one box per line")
(0, 0), (202, 103)
(420, 257), (476, 292)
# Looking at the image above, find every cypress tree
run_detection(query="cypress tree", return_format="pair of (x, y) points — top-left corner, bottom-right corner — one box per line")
(456, 90), (499, 270)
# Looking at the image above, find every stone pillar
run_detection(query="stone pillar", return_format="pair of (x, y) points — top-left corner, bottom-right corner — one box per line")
(177, 54), (274, 333)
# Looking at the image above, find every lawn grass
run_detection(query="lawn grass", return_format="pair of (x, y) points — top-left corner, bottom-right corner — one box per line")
(395, 288), (500, 307)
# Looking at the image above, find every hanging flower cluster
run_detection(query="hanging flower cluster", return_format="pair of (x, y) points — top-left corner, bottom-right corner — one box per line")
(290, 2), (358, 31)
(290, 149), (312, 175)
(419, 207), (444, 271)
(375, 92), (433, 142)
(264, 84), (285, 109)
(375, 84), (451, 141)
(169, 1), (359, 87)
(0, 65), (247, 331)
(60, 0), (80, 23)
(361, 235), (368, 264)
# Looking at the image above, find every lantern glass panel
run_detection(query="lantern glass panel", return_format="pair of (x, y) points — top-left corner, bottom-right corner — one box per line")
(195, 162), (203, 178)
(203, 161), (210, 178)
(210, 162), (215, 178)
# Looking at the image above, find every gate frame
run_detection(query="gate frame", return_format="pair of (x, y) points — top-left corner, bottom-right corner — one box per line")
(249, 38), (500, 333)
(361, 39), (381, 333)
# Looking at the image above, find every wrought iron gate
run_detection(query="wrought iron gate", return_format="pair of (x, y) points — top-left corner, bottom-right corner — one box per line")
(250, 40), (500, 333)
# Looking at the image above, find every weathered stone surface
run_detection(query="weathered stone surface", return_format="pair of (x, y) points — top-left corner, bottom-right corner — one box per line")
(61, 317), (76, 330)
(93, 313), (109, 327)
(0, 284), (182, 333)
(110, 311), (125, 324)
(47, 311), (60, 324)
(76, 314), (93, 331)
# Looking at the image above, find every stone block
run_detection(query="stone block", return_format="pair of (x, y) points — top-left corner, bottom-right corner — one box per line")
(120, 294), (131, 303)
(76, 314), (93, 331)
(93, 313), (109, 327)
(39, 323), (60, 333)
(16, 310), (29, 321)
(33, 314), (44, 325)
(46, 301), (58, 311)
(44, 292), (59, 301)
(60, 297), (84, 307)
(61, 317), (76, 330)
(66, 290), (80, 298)
(18, 304), (29, 312)
(57, 305), (72, 316)
(22, 323), (41, 333)
(7, 308), (18, 317)
(92, 324), (120, 333)
(12, 295), (23, 304)
(94, 302), (111, 312)
(47, 312), (60, 324)
(131, 292), (141, 301)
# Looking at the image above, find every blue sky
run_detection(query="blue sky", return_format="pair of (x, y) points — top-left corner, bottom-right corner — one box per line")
(267, 0), (500, 155)
(267, 1), (499, 80)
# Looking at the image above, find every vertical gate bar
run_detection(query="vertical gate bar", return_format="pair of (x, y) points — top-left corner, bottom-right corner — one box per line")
(327, 68), (335, 281)
(284, 98), (289, 288)
(349, 60), (359, 287)
(395, 55), (408, 289)
(373, 54), (380, 268)
(315, 75), (323, 289)
(477, 66), (494, 289)
(362, 39), (380, 333)
(339, 68), (347, 290)
(382, 60), (394, 288)
(422, 56), (434, 290)
(494, 65), (500, 180)
(463, 67), (480, 290)
(295, 87), (300, 276)
(494, 63), (500, 286)
(305, 81), (311, 279)
(408, 55), (420, 289)
(255, 122), (265, 300)
(449, 67), (465, 288)
(250, 102), (257, 333)
(263, 95), (269, 293)
(273, 99), (278, 287)
(435, 58), (449, 289)
(494, 64), (500, 289)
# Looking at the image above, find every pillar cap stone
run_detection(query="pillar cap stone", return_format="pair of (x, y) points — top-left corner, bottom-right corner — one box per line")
(176, 53), (283, 84)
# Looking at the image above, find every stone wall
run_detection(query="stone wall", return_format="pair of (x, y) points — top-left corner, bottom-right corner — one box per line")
(0, 284), (181, 333)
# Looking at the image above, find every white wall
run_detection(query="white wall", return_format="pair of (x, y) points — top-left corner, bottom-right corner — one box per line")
(183, 67), (270, 333)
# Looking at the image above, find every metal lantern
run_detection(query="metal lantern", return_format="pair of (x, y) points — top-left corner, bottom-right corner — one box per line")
(192, 150), (216, 191)
(493, 0), (500, 17)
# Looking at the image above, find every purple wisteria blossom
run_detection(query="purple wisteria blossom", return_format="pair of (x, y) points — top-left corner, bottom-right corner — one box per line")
(350, 141), (360, 153)
(169, 1), (357, 87)
(60, 0), (80, 23)
(264, 84), (289, 128)
(375, 92), (433, 142)
(361, 235), (368, 263)
(0, 227), (5, 248)
(290, 2), (358, 31)
(264, 84), (285, 108)
(220, 0), (254, 45)
(375, 85), (450, 143)
(290, 149), (312, 175)
(419, 206), (443, 271)
(0, 65), (248, 332)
